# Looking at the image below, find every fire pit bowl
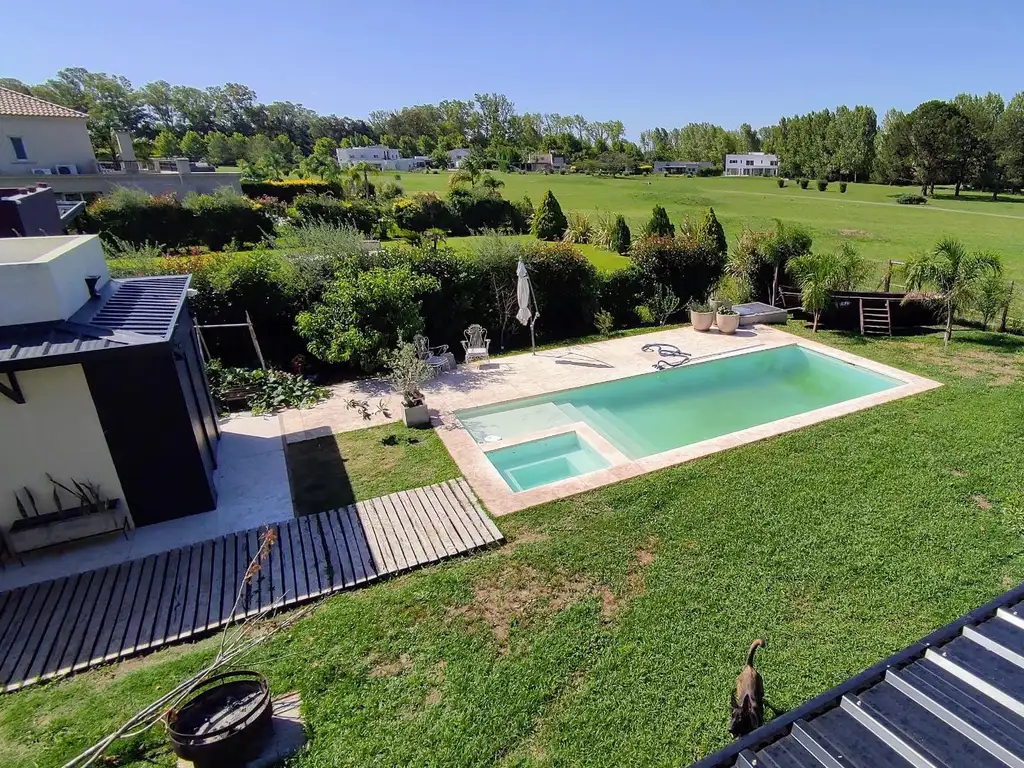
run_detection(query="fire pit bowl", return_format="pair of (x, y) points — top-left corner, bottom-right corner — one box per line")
(166, 670), (273, 767)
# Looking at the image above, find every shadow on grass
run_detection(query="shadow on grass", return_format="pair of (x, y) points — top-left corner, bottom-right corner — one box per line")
(952, 331), (1024, 353)
(929, 191), (1024, 205)
(286, 436), (354, 515)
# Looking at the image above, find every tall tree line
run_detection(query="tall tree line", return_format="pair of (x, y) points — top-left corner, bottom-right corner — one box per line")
(3, 69), (1023, 196)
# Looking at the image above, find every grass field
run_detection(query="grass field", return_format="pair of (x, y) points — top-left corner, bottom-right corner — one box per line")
(396, 173), (1024, 284)
(3, 325), (1023, 767)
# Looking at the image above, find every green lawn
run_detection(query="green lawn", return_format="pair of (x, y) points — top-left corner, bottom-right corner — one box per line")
(398, 173), (1024, 284)
(3, 326), (1023, 767)
(286, 422), (460, 515)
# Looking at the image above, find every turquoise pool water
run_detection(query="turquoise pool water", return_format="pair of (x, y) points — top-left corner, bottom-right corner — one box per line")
(459, 345), (901, 490)
(485, 432), (610, 492)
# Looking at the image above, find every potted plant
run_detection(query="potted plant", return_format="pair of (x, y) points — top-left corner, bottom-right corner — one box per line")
(688, 301), (715, 332)
(716, 303), (740, 335)
(388, 342), (433, 427)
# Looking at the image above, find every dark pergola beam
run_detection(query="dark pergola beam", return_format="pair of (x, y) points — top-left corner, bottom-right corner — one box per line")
(0, 372), (25, 404)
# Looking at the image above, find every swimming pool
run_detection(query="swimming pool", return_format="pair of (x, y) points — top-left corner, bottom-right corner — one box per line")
(457, 345), (902, 490)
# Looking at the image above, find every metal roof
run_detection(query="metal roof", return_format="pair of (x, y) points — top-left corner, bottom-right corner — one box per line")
(0, 86), (89, 119)
(690, 582), (1024, 768)
(0, 275), (190, 370)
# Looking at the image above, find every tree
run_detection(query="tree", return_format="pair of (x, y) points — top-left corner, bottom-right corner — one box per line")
(153, 129), (180, 157)
(953, 92), (1005, 199)
(610, 215), (631, 254)
(347, 162), (378, 199)
(179, 130), (207, 161)
(296, 265), (439, 372)
(996, 93), (1024, 193)
(205, 132), (232, 166)
(298, 136), (340, 180)
(695, 208), (728, 259)
(873, 109), (914, 184)
(532, 190), (568, 240)
(789, 243), (867, 332)
(761, 220), (812, 305)
(429, 146), (450, 169)
(902, 237), (1002, 345)
(480, 173), (504, 194)
(643, 205), (675, 238)
(907, 100), (973, 197)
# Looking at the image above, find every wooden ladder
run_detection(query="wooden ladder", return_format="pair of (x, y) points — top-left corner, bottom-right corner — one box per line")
(859, 297), (892, 336)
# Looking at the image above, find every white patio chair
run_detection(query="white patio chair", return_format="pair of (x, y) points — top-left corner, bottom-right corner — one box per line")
(461, 324), (491, 364)
(413, 334), (450, 374)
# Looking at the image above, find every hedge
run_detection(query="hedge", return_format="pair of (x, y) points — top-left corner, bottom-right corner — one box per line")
(110, 233), (725, 374)
(241, 178), (344, 202)
(291, 194), (381, 235)
(83, 188), (274, 250)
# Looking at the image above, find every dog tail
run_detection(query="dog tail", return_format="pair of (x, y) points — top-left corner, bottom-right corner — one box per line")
(746, 639), (765, 667)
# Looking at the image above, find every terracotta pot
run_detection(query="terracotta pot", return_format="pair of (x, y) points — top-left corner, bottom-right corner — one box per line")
(689, 309), (715, 332)
(716, 312), (740, 334)
(402, 403), (430, 427)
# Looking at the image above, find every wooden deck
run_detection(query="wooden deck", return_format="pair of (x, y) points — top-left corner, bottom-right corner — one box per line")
(0, 479), (502, 692)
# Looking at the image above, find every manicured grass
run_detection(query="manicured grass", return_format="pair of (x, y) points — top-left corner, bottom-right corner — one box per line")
(446, 233), (631, 273)
(3, 328), (1023, 767)
(397, 173), (1024, 284)
(285, 422), (460, 515)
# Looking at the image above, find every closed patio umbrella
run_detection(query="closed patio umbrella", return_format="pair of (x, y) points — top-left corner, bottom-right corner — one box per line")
(516, 259), (538, 354)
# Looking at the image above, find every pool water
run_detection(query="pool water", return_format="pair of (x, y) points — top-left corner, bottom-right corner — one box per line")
(485, 432), (610, 492)
(459, 345), (901, 490)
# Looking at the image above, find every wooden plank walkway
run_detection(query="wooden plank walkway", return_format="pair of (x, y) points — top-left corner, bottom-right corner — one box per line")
(0, 479), (501, 692)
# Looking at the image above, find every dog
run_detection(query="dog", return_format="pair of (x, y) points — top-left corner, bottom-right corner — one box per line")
(729, 639), (765, 738)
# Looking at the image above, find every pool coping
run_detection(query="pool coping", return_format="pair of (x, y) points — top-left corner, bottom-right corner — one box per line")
(433, 328), (941, 516)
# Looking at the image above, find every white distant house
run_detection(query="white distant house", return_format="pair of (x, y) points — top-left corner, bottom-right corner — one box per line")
(724, 152), (780, 177)
(653, 161), (714, 176)
(335, 145), (429, 171)
(523, 153), (566, 172)
(448, 148), (471, 168)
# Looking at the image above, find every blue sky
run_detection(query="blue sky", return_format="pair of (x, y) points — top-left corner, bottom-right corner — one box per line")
(5, 0), (1020, 138)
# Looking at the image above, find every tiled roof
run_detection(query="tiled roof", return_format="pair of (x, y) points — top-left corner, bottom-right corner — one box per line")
(0, 86), (88, 119)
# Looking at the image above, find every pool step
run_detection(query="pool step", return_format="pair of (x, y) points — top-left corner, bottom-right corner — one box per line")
(571, 403), (649, 459)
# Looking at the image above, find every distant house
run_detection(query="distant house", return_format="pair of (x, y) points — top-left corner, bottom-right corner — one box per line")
(448, 148), (471, 168)
(653, 161), (714, 176)
(336, 145), (429, 171)
(524, 153), (566, 172)
(724, 152), (780, 177)
(0, 86), (242, 199)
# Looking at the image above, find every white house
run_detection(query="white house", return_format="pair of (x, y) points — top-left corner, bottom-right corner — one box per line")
(524, 153), (566, 172)
(724, 152), (780, 177)
(335, 145), (401, 170)
(448, 148), (471, 168)
(0, 86), (242, 198)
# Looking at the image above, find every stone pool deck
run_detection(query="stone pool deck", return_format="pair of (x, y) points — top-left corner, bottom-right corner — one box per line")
(281, 326), (941, 516)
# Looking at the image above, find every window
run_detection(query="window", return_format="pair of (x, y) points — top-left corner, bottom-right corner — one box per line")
(10, 136), (27, 160)
(729, 159), (737, 164)
(746, 160), (754, 166)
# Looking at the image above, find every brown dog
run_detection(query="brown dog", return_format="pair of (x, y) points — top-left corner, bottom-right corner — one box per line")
(730, 639), (765, 737)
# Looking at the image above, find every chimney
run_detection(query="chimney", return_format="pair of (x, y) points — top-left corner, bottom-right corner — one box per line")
(85, 275), (101, 299)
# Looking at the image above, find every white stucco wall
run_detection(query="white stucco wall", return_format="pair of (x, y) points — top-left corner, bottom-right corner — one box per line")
(0, 234), (109, 326)
(0, 115), (97, 175)
(0, 365), (129, 528)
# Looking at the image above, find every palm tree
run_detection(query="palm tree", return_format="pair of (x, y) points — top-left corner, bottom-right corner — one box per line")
(789, 243), (867, 332)
(347, 162), (378, 199)
(481, 173), (504, 194)
(902, 237), (1002, 346)
(448, 168), (476, 190)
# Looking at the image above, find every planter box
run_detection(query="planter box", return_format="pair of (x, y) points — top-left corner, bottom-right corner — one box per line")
(7, 501), (128, 555)
(402, 403), (431, 428)
(690, 310), (715, 332)
(716, 312), (740, 334)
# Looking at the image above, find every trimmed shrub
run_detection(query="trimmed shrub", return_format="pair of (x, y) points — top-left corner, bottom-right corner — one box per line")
(183, 189), (273, 251)
(628, 235), (727, 313)
(610, 215), (631, 255)
(896, 194), (927, 205)
(816, 180), (828, 192)
(697, 166), (720, 177)
(798, 178), (810, 189)
(839, 182), (848, 193)
(447, 188), (525, 234)
(528, 241), (601, 339)
(777, 178), (786, 188)
(532, 190), (568, 240)
(695, 207), (728, 260)
(292, 194), (381, 235)
(644, 205), (675, 238)
(392, 193), (452, 233)
(241, 178), (344, 202)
